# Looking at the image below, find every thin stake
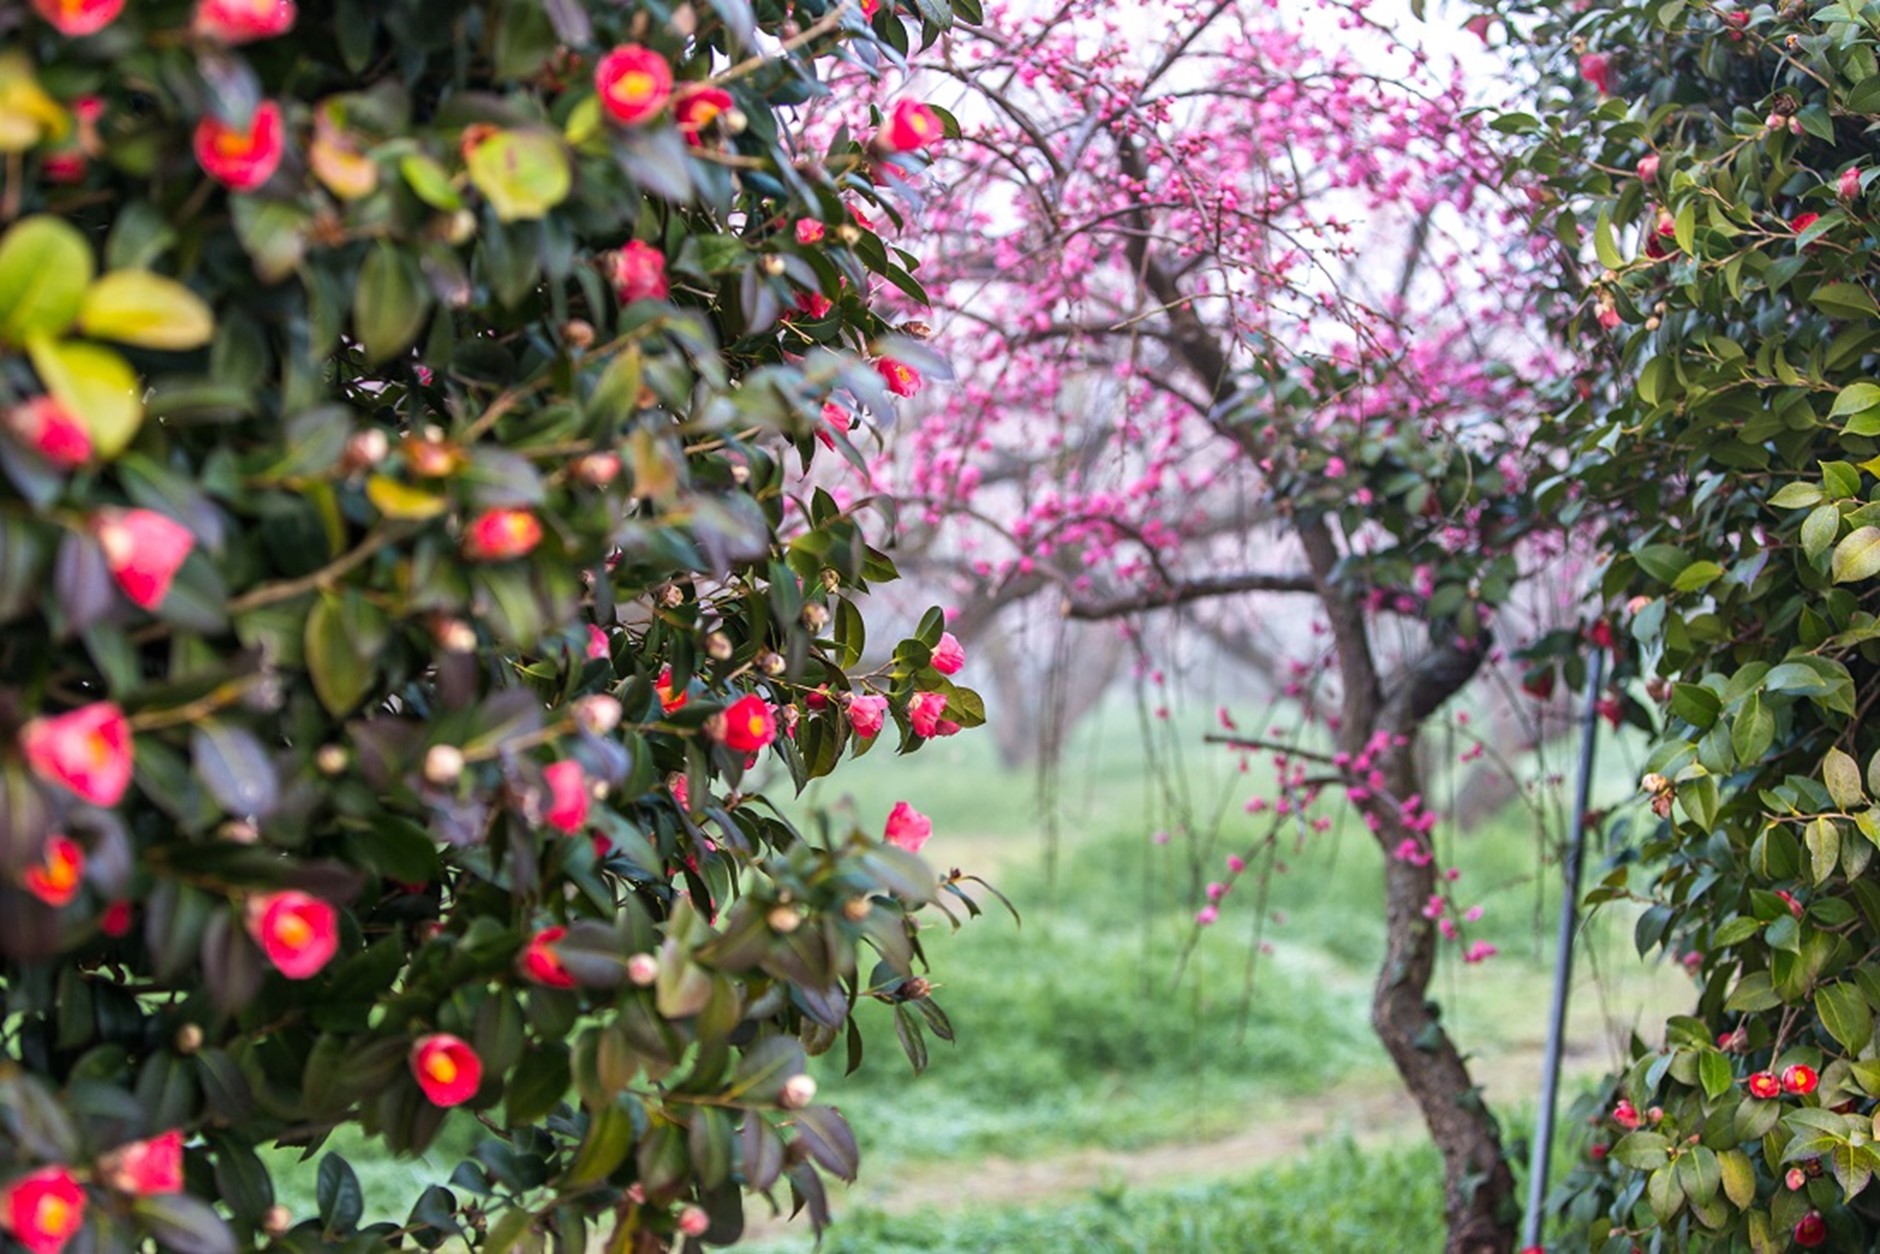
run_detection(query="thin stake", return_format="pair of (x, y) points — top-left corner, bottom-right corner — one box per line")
(1522, 649), (1606, 1250)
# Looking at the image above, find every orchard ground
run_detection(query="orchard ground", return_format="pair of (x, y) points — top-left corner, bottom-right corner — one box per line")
(273, 697), (1688, 1249)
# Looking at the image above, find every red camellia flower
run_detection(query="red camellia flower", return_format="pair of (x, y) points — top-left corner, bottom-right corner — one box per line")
(1747, 1070), (1782, 1100)
(1782, 1064), (1820, 1096)
(194, 100), (287, 192)
(21, 702), (133, 807)
(848, 694), (888, 739)
(1579, 52), (1612, 95)
(876, 357), (922, 398)
(519, 926), (576, 988)
(0, 1167), (85, 1254)
(654, 665), (689, 714)
(674, 83), (734, 146)
(410, 1033), (482, 1107)
(1795, 1211), (1828, 1248)
(94, 507), (195, 610)
(795, 218), (825, 245)
(1611, 1098), (1641, 1129)
(100, 900), (132, 936)
(5, 397), (91, 468)
(884, 801), (931, 855)
(31, 0), (123, 36)
(247, 890), (339, 979)
(542, 760), (589, 833)
(584, 624), (609, 661)
(193, 0), (295, 42)
(719, 694), (777, 753)
(610, 240), (669, 304)
(794, 289), (833, 320)
(595, 45), (673, 126)
(1841, 167), (1863, 201)
(96, 1131), (184, 1197)
(22, 834), (84, 908)
(463, 508), (542, 560)
(877, 99), (942, 154)
(908, 690), (948, 738)
(931, 631), (965, 675)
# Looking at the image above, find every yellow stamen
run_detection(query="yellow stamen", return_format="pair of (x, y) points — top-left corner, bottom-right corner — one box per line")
(276, 914), (313, 948)
(611, 72), (655, 104)
(425, 1053), (458, 1085)
(37, 1195), (73, 1234)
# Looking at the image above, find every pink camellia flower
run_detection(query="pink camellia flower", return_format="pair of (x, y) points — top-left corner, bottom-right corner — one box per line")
(1636, 154), (1658, 185)
(193, 0), (296, 42)
(1746, 1071), (1782, 1100)
(1782, 1063), (1819, 1096)
(5, 396), (91, 468)
(884, 801), (931, 854)
(94, 508), (195, 610)
(22, 834), (84, 908)
(794, 289), (833, 320)
(847, 694), (888, 739)
(410, 1033), (482, 1107)
(1579, 52), (1612, 96)
(876, 357), (921, 398)
(677, 1207), (710, 1238)
(611, 240), (668, 304)
(0, 1166), (86, 1254)
(668, 771), (689, 812)
(673, 84), (734, 146)
(795, 219), (825, 245)
(96, 1131), (184, 1197)
(462, 508), (542, 560)
(21, 702), (133, 807)
(654, 665), (689, 714)
(908, 691), (948, 738)
(595, 45), (673, 126)
(30, 0), (123, 36)
(519, 926), (576, 988)
(246, 890), (339, 979)
(877, 99), (942, 154)
(194, 100), (286, 192)
(1841, 167), (1863, 201)
(542, 760), (589, 833)
(584, 624), (609, 661)
(930, 632), (965, 675)
(718, 694), (776, 753)
(1611, 1099), (1641, 1129)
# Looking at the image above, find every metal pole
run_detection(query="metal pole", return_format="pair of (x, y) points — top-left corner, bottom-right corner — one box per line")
(1521, 648), (1606, 1252)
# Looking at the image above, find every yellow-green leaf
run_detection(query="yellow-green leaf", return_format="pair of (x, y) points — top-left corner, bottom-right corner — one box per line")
(466, 129), (572, 222)
(1719, 1148), (1755, 1209)
(365, 475), (448, 520)
(1826, 746), (1866, 809)
(0, 215), (92, 344)
(1834, 526), (1880, 583)
(26, 335), (141, 457)
(78, 270), (215, 351)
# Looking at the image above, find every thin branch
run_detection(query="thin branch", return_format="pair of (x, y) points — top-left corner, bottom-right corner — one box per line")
(1066, 570), (1316, 619)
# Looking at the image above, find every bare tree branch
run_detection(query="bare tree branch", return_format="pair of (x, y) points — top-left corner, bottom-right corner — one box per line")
(1066, 570), (1316, 619)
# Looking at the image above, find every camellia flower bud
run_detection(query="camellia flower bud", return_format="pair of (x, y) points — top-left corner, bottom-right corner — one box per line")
(842, 896), (872, 922)
(174, 1023), (204, 1054)
(315, 745), (348, 775)
(462, 508), (543, 561)
(542, 760), (590, 833)
(343, 428), (389, 471)
(261, 1207), (292, 1237)
(802, 603), (830, 633)
(931, 631), (966, 675)
(610, 241), (669, 304)
(573, 694), (623, 735)
(424, 745), (465, 785)
(779, 1074), (817, 1109)
(575, 452), (622, 486)
(760, 650), (787, 676)
(767, 905), (802, 933)
(676, 1206), (710, 1238)
(95, 507), (196, 610)
(5, 396), (91, 468)
(626, 952), (659, 986)
(1841, 167), (1863, 201)
(705, 630), (733, 659)
(562, 318), (596, 349)
(434, 618), (478, 654)
(1636, 154), (1659, 185)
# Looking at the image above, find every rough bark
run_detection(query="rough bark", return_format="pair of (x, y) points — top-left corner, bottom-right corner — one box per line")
(1301, 517), (1517, 1254)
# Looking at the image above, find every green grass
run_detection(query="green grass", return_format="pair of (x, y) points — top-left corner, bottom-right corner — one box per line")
(744, 1136), (1449, 1253)
(787, 698), (1677, 1170)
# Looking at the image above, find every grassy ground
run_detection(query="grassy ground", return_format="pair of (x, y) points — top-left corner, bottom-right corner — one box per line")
(272, 695), (1686, 1249)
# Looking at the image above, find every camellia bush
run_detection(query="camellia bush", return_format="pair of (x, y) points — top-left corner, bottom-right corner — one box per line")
(1500, 0), (1880, 1247)
(0, 0), (987, 1250)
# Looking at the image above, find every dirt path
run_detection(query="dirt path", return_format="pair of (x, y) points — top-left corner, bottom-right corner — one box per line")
(744, 1031), (1616, 1242)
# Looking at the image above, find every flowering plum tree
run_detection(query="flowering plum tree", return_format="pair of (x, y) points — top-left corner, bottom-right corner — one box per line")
(853, 1), (1584, 1248)
(0, 0), (986, 1250)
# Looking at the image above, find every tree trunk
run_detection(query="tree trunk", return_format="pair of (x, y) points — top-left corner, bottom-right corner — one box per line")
(1300, 517), (1517, 1254)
